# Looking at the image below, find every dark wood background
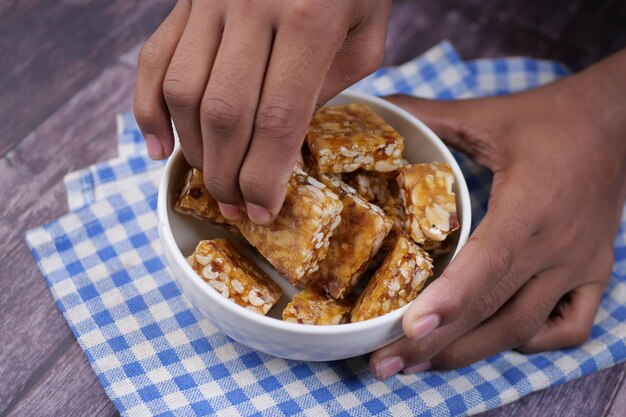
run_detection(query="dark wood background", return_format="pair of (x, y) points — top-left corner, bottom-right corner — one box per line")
(1, 0), (625, 416)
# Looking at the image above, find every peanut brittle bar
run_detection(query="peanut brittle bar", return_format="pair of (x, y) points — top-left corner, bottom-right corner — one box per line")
(236, 168), (344, 285)
(397, 163), (459, 246)
(306, 103), (405, 174)
(351, 236), (433, 322)
(282, 284), (353, 325)
(175, 168), (344, 285)
(187, 239), (281, 315)
(342, 170), (409, 268)
(175, 168), (227, 224)
(310, 175), (393, 299)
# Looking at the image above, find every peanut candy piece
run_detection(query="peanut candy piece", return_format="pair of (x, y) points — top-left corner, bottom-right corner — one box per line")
(175, 168), (344, 285)
(174, 169), (241, 234)
(397, 163), (459, 246)
(343, 170), (408, 269)
(187, 239), (281, 315)
(351, 236), (433, 322)
(306, 103), (405, 174)
(175, 168), (225, 223)
(310, 175), (393, 299)
(282, 284), (353, 325)
(236, 168), (343, 285)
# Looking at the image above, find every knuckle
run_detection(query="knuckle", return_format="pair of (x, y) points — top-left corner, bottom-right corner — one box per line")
(163, 77), (201, 110)
(138, 39), (164, 70)
(481, 240), (511, 286)
(469, 291), (502, 324)
(200, 97), (243, 136)
(254, 103), (303, 141)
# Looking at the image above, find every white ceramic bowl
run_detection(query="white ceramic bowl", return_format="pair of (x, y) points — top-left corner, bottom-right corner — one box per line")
(158, 90), (471, 361)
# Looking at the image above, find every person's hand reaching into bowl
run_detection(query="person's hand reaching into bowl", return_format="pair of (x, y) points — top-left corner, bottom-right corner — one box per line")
(370, 49), (626, 379)
(133, 0), (391, 224)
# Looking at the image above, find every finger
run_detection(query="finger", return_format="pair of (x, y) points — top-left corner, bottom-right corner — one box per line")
(423, 268), (568, 371)
(134, 0), (191, 160)
(200, 5), (273, 218)
(238, 10), (345, 223)
(163, 0), (223, 170)
(316, 1), (391, 105)
(402, 182), (542, 340)
(370, 235), (552, 378)
(518, 283), (605, 353)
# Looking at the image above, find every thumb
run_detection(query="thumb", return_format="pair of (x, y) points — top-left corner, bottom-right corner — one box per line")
(384, 94), (512, 169)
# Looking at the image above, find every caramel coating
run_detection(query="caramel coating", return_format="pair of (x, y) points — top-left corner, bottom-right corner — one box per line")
(282, 284), (353, 325)
(188, 239), (281, 315)
(310, 175), (392, 299)
(397, 163), (459, 249)
(351, 236), (433, 322)
(306, 103), (405, 174)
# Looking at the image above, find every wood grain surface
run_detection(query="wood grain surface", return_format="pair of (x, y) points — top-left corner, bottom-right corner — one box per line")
(1, 1), (625, 416)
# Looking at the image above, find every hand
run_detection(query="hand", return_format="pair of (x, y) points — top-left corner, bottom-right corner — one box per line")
(370, 50), (626, 379)
(134, 0), (391, 224)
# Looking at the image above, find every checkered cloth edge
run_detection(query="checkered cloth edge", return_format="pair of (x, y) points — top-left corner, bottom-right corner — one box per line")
(28, 42), (625, 417)
(466, 57), (569, 96)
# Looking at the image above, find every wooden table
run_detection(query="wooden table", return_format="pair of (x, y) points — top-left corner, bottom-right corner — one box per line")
(1, 1), (625, 415)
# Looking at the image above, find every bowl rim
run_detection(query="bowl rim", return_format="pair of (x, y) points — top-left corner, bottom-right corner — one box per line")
(158, 89), (472, 336)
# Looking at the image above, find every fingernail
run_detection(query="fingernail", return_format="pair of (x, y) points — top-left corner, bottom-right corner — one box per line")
(246, 203), (272, 225)
(411, 314), (440, 339)
(218, 203), (242, 221)
(402, 361), (432, 374)
(374, 356), (404, 380)
(145, 134), (164, 160)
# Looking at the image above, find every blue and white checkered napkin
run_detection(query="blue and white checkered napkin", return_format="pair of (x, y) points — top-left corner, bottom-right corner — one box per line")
(26, 41), (626, 417)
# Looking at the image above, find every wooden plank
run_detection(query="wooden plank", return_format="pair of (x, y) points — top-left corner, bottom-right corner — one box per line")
(549, 0), (626, 70)
(478, 363), (626, 416)
(384, 0), (555, 66)
(3, 341), (118, 417)
(0, 62), (136, 413)
(470, 0), (586, 42)
(384, 0), (452, 65)
(0, 0), (175, 157)
(603, 364), (626, 417)
(385, 0), (626, 71)
(0, 243), (77, 411)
